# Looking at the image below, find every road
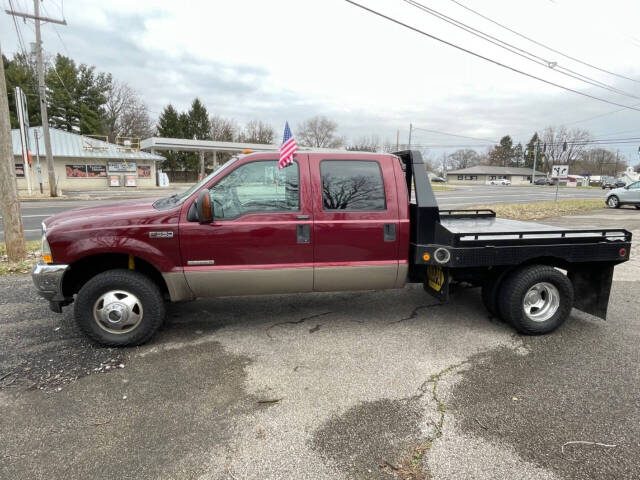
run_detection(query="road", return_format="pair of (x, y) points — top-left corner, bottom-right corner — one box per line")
(0, 185), (607, 241)
(0, 209), (638, 479)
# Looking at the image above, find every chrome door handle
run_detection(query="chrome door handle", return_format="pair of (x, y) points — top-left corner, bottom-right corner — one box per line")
(296, 214), (310, 220)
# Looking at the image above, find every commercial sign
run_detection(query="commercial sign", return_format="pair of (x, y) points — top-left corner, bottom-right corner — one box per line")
(66, 165), (88, 178)
(87, 165), (107, 177)
(108, 161), (136, 172)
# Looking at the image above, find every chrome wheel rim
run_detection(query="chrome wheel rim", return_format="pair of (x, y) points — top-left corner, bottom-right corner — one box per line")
(608, 197), (618, 207)
(522, 282), (560, 323)
(93, 290), (143, 334)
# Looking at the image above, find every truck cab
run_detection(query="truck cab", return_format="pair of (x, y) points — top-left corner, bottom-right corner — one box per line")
(32, 151), (632, 346)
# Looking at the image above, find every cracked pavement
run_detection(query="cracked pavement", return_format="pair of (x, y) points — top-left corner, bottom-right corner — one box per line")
(1, 208), (638, 479)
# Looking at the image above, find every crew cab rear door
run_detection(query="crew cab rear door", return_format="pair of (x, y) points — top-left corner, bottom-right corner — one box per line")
(309, 154), (401, 291)
(180, 154), (313, 297)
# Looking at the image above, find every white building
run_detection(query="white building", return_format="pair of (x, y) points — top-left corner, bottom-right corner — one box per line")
(12, 127), (165, 192)
(448, 166), (546, 185)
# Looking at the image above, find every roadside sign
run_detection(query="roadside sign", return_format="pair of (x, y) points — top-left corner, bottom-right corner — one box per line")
(552, 165), (568, 179)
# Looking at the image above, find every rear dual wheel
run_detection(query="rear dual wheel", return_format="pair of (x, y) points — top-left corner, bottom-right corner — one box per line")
(498, 265), (573, 335)
(482, 265), (573, 335)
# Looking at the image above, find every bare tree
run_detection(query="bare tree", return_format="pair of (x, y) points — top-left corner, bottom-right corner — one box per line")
(209, 115), (238, 141)
(238, 120), (274, 144)
(541, 126), (591, 171)
(297, 116), (344, 148)
(347, 135), (380, 152)
(104, 81), (153, 141)
(448, 149), (479, 169)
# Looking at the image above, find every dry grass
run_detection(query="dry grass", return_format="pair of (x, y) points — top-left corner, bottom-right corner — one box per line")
(473, 198), (605, 221)
(0, 240), (41, 275)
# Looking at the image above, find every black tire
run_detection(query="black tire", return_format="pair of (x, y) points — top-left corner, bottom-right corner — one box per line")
(607, 195), (620, 208)
(74, 269), (165, 346)
(481, 279), (502, 320)
(498, 265), (573, 335)
(635, 205), (640, 210)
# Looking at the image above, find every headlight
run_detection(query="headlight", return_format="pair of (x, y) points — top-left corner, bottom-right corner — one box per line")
(41, 231), (52, 264)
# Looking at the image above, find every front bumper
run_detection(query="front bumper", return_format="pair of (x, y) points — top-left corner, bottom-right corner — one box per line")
(31, 261), (69, 302)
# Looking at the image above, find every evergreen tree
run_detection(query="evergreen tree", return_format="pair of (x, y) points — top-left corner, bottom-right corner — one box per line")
(3, 53), (40, 128)
(524, 133), (540, 169)
(156, 104), (184, 171)
(186, 98), (211, 140)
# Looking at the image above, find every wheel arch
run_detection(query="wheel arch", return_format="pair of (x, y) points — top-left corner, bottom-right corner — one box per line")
(62, 253), (169, 299)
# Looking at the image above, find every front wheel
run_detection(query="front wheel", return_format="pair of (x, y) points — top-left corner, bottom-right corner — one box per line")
(498, 265), (573, 335)
(607, 195), (620, 208)
(74, 270), (165, 346)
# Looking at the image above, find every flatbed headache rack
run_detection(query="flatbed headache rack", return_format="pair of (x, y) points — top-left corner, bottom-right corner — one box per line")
(394, 149), (632, 270)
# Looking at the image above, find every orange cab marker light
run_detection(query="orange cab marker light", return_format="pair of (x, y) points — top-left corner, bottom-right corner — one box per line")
(42, 254), (53, 264)
(242, 149), (253, 154)
(423, 253), (431, 261)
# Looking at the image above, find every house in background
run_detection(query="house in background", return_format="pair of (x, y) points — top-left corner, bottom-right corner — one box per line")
(447, 165), (546, 185)
(11, 127), (165, 191)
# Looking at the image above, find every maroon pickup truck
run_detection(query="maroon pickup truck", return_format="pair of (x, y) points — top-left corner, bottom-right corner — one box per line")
(32, 150), (631, 346)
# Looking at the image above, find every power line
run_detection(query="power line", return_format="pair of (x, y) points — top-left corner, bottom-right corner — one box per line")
(343, 0), (640, 113)
(446, 0), (640, 85)
(402, 0), (640, 102)
(7, 0), (28, 57)
(411, 126), (498, 143)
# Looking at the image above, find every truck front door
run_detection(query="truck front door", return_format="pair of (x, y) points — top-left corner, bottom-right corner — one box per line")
(309, 154), (401, 291)
(180, 154), (313, 297)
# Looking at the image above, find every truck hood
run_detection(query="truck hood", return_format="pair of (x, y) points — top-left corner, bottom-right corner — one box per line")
(44, 198), (168, 233)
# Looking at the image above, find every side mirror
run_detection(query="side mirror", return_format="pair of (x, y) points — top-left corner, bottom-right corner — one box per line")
(196, 189), (213, 223)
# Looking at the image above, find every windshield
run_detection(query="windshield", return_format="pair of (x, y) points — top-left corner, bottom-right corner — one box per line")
(153, 156), (240, 209)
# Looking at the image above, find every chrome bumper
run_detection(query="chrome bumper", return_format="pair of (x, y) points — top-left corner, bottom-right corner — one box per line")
(31, 261), (69, 302)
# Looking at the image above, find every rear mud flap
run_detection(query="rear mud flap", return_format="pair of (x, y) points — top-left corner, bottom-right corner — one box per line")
(424, 265), (450, 302)
(568, 264), (614, 320)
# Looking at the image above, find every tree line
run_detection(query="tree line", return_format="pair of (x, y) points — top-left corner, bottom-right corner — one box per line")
(3, 52), (153, 141)
(434, 126), (630, 177)
(4, 50), (634, 176)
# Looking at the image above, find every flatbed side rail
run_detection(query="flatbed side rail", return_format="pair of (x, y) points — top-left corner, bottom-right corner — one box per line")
(454, 228), (631, 245)
(439, 209), (496, 218)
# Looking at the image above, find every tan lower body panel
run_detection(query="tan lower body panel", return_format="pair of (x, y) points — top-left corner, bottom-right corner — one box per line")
(314, 264), (399, 292)
(162, 271), (195, 302)
(395, 262), (409, 288)
(185, 267), (313, 298)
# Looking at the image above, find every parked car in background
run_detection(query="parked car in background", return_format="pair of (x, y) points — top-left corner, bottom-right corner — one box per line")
(430, 176), (446, 183)
(490, 178), (511, 186)
(602, 178), (627, 189)
(534, 178), (550, 185)
(605, 181), (640, 209)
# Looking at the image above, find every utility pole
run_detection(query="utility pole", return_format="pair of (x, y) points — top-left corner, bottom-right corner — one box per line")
(532, 141), (538, 184)
(6, 1), (66, 197)
(34, 129), (43, 194)
(408, 123), (412, 150)
(396, 129), (399, 151)
(0, 41), (26, 261)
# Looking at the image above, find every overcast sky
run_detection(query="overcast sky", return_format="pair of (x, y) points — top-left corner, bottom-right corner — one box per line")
(2, 0), (640, 163)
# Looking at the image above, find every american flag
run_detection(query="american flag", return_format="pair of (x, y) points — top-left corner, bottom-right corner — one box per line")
(279, 121), (297, 169)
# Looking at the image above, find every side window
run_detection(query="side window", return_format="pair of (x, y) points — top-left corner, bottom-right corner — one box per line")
(210, 160), (299, 219)
(630, 181), (640, 189)
(320, 160), (386, 211)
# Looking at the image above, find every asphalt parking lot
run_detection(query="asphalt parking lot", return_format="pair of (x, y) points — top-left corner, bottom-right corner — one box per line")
(1, 209), (638, 479)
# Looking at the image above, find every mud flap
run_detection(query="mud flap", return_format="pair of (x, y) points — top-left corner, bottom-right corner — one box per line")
(424, 265), (450, 302)
(568, 264), (614, 320)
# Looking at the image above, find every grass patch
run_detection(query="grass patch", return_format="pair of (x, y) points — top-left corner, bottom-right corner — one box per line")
(0, 240), (41, 275)
(473, 198), (605, 221)
(431, 184), (455, 191)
